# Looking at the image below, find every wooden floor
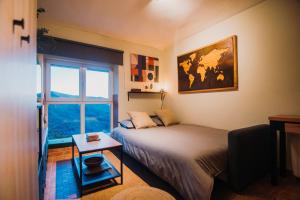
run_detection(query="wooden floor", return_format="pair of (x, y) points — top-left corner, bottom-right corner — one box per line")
(44, 147), (300, 200)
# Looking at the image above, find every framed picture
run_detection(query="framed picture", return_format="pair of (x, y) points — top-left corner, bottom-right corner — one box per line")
(177, 35), (238, 93)
(130, 53), (159, 83)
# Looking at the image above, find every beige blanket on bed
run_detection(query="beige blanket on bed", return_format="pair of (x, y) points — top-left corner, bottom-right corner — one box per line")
(112, 124), (228, 200)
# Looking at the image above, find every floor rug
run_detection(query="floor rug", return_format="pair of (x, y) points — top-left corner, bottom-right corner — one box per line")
(56, 159), (119, 199)
(56, 160), (79, 199)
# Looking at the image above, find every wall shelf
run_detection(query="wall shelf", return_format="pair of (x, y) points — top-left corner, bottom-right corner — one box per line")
(127, 91), (166, 101)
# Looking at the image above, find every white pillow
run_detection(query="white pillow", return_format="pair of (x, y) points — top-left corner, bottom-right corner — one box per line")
(155, 109), (179, 126)
(127, 111), (157, 129)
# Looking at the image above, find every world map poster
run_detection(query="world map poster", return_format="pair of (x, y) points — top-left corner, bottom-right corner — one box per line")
(177, 35), (238, 93)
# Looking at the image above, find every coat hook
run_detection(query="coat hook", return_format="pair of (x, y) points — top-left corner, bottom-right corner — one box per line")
(20, 35), (30, 46)
(13, 18), (24, 33)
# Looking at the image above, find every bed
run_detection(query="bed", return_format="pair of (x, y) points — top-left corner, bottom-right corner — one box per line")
(112, 123), (270, 200)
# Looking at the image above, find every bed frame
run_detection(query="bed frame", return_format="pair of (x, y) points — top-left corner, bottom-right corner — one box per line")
(114, 124), (271, 194)
(227, 124), (270, 191)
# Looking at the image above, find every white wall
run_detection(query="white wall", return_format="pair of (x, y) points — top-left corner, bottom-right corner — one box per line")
(163, 0), (300, 130)
(38, 22), (166, 120)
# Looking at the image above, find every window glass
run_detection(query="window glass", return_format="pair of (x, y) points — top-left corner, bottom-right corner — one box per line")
(86, 69), (109, 99)
(85, 104), (111, 133)
(50, 65), (80, 98)
(48, 104), (80, 142)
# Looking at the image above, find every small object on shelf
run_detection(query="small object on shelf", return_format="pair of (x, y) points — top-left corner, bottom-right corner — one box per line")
(131, 88), (141, 92)
(86, 133), (100, 142)
(160, 89), (166, 109)
(84, 156), (104, 168)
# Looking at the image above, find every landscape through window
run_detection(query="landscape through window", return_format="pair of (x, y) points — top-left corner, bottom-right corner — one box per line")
(48, 104), (80, 141)
(46, 61), (112, 144)
(85, 104), (111, 133)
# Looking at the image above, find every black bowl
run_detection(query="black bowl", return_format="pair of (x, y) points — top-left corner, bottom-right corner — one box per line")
(84, 156), (104, 167)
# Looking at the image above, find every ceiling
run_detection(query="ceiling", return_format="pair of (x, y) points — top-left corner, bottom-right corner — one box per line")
(38, 0), (264, 49)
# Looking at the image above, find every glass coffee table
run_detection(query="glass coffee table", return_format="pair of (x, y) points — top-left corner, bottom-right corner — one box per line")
(72, 133), (123, 197)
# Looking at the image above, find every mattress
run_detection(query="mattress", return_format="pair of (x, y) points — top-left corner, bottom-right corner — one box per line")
(112, 124), (228, 200)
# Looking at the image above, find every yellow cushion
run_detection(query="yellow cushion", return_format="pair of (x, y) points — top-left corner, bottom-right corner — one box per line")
(155, 109), (179, 126)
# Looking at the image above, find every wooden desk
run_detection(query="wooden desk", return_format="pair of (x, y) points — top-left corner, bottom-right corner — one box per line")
(269, 115), (300, 185)
(285, 123), (300, 135)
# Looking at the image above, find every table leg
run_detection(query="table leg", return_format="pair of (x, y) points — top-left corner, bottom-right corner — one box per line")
(120, 147), (123, 184)
(279, 124), (286, 177)
(79, 153), (82, 197)
(270, 121), (278, 185)
(72, 138), (74, 166)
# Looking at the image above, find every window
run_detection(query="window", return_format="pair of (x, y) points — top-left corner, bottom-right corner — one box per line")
(45, 59), (113, 145)
(50, 65), (80, 98)
(86, 69), (109, 99)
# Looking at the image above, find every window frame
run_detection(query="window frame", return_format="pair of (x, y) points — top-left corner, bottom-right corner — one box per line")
(44, 56), (114, 139)
(37, 54), (45, 102)
(36, 63), (42, 100)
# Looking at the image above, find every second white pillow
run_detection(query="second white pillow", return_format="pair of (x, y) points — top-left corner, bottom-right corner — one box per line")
(127, 111), (157, 129)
